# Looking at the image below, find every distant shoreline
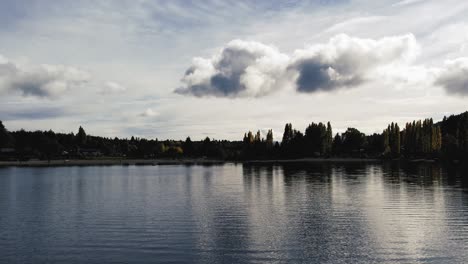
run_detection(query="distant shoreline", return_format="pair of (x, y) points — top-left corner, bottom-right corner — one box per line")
(0, 159), (225, 168)
(0, 157), (443, 168)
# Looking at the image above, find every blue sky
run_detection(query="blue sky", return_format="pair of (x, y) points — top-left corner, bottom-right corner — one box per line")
(1, 0), (468, 140)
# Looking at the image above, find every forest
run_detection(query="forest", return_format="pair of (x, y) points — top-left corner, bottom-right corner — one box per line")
(1, 111), (467, 161)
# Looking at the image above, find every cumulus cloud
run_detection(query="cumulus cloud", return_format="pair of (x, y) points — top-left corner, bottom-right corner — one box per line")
(175, 34), (420, 97)
(0, 55), (90, 98)
(435, 58), (468, 96)
(175, 39), (289, 97)
(290, 34), (419, 93)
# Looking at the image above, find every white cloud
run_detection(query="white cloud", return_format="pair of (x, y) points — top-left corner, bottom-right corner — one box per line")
(392, 0), (426, 7)
(325, 16), (387, 34)
(2, 0), (468, 140)
(176, 34), (420, 97)
(290, 33), (420, 93)
(0, 55), (90, 98)
(175, 39), (289, 98)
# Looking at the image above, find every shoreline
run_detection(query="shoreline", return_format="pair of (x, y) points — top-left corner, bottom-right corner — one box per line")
(0, 159), (226, 168)
(0, 157), (439, 168)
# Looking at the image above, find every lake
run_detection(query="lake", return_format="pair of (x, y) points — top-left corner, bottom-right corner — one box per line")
(1, 162), (467, 263)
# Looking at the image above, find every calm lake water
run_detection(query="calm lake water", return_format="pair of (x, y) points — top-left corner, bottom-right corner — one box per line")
(1, 163), (468, 263)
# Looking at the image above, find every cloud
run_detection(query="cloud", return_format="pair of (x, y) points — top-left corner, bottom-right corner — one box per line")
(392, 0), (426, 7)
(290, 34), (419, 93)
(0, 55), (90, 98)
(0, 106), (68, 121)
(140, 108), (159, 117)
(325, 16), (387, 34)
(176, 34), (420, 97)
(175, 39), (289, 97)
(435, 58), (468, 96)
(99, 81), (127, 94)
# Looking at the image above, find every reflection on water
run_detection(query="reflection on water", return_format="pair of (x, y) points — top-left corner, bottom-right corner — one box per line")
(0, 163), (467, 263)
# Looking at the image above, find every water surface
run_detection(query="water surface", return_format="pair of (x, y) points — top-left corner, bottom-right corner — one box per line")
(1, 163), (467, 263)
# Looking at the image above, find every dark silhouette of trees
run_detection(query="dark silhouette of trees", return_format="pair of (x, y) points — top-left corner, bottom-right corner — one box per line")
(303, 122), (333, 157)
(280, 124), (305, 158)
(282, 123), (293, 145)
(365, 133), (384, 156)
(332, 133), (343, 155)
(401, 119), (442, 158)
(266, 129), (274, 148)
(0, 121), (14, 148)
(242, 130), (277, 159)
(183, 137), (194, 157)
(1, 111), (468, 162)
(440, 112), (468, 159)
(325, 122), (333, 155)
(383, 123), (400, 157)
(340, 128), (367, 156)
(77, 126), (87, 146)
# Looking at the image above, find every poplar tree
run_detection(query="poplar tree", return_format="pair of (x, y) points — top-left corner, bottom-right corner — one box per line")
(282, 123), (293, 145)
(77, 126), (87, 146)
(266, 129), (274, 148)
(326, 122), (333, 155)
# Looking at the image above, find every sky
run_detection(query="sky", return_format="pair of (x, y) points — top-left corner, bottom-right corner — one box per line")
(0, 0), (467, 141)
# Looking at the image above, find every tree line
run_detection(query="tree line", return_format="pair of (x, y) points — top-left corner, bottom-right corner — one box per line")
(1, 111), (468, 161)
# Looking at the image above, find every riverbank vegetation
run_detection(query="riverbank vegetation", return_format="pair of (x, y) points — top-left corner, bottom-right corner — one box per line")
(1, 111), (467, 162)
